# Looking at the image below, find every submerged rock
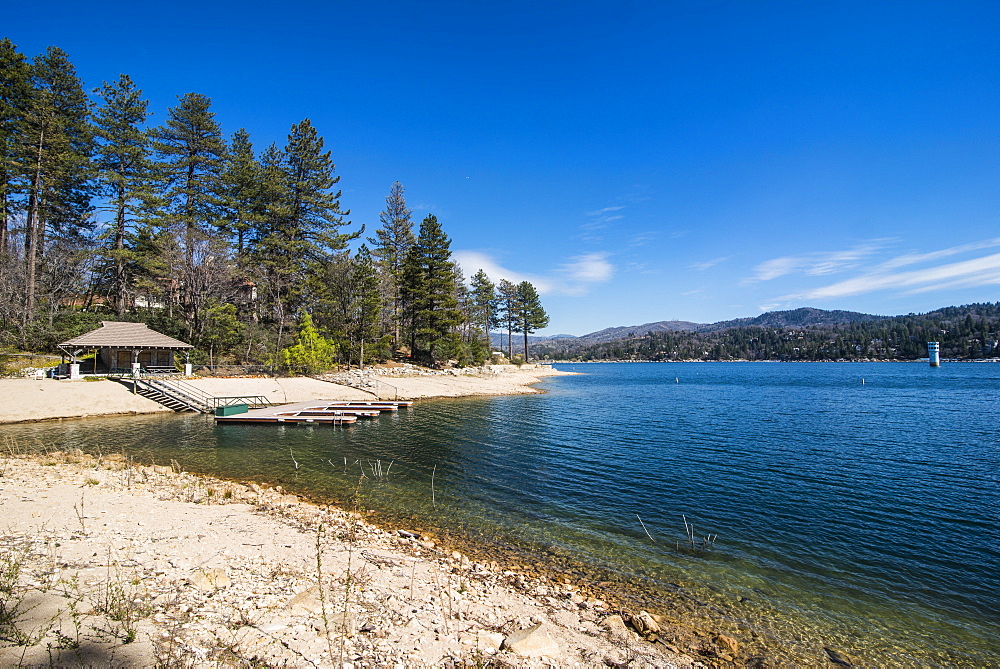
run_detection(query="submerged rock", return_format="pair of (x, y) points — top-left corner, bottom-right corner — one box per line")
(824, 646), (854, 666)
(715, 633), (739, 654)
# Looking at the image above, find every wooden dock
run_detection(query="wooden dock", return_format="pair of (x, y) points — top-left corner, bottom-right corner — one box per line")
(213, 400), (413, 425)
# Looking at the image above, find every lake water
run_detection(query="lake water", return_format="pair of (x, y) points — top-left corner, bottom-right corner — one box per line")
(3, 362), (998, 664)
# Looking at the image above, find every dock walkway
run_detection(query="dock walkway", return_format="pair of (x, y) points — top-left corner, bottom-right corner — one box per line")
(213, 400), (413, 425)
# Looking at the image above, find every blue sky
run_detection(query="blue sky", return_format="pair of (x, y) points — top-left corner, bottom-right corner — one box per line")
(6, 1), (999, 335)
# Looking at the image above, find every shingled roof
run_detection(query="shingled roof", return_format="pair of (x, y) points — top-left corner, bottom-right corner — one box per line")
(60, 322), (193, 349)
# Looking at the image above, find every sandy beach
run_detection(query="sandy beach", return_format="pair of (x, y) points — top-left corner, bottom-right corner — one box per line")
(0, 451), (701, 667)
(0, 365), (746, 666)
(0, 364), (575, 425)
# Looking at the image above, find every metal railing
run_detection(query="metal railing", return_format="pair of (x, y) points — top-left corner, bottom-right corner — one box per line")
(134, 374), (270, 412)
(137, 375), (215, 412)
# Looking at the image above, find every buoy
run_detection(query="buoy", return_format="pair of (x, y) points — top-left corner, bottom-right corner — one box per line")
(675, 377), (679, 383)
(862, 379), (865, 385)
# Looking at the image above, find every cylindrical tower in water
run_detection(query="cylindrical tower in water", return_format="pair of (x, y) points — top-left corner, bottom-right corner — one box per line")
(928, 341), (940, 367)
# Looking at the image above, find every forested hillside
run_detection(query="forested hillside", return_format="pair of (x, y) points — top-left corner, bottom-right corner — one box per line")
(534, 304), (1000, 361)
(0, 39), (546, 371)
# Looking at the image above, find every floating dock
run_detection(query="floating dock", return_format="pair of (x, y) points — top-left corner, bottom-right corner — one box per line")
(213, 400), (413, 425)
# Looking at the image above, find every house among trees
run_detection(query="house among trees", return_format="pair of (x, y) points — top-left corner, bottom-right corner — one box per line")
(58, 322), (193, 377)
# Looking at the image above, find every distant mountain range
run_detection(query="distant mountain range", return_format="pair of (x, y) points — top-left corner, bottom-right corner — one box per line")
(493, 304), (1000, 361)
(546, 307), (883, 344)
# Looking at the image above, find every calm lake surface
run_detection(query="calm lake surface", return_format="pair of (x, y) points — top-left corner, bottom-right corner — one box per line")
(4, 362), (998, 664)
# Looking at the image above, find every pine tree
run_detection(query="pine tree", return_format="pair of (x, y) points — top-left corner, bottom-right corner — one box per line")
(281, 312), (337, 374)
(401, 214), (463, 363)
(150, 92), (225, 268)
(284, 118), (354, 254)
(496, 279), (518, 359)
(350, 245), (384, 368)
(515, 281), (548, 360)
(368, 181), (414, 348)
(250, 121), (357, 352)
(92, 74), (153, 315)
(469, 269), (498, 352)
(0, 38), (32, 256)
(150, 92), (226, 335)
(22, 46), (94, 317)
(220, 128), (262, 259)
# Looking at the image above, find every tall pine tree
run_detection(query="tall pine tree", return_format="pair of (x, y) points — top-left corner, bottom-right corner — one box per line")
(469, 269), (498, 353)
(251, 120), (357, 350)
(515, 280), (548, 360)
(0, 38), (31, 256)
(219, 128), (262, 260)
(496, 279), (518, 359)
(368, 180), (413, 349)
(22, 46), (93, 317)
(150, 92), (225, 267)
(401, 215), (463, 363)
(349, 245), (384, 368)
(150, 92), (225, 334)
(92, 74), (153, 315)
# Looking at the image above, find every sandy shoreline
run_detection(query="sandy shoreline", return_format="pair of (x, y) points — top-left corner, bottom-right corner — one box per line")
(0, 365), (756, 666)
(0, 364), (576, 425)
(0, 451), (700, 667)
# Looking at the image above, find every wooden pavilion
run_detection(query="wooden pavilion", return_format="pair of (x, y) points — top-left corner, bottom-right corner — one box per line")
(59, 321), (193, 377)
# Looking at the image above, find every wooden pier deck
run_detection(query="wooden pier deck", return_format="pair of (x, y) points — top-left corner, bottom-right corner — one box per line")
(213, 400), (413, 425)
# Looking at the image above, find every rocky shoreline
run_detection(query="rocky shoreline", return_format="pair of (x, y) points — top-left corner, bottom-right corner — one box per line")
(0, 449), (710, 667)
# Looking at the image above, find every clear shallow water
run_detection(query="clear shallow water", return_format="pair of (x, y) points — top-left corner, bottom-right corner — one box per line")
(3, 363), (998, 664)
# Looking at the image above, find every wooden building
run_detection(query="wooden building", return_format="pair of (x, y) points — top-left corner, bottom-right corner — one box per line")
(59, 322), (193, 376)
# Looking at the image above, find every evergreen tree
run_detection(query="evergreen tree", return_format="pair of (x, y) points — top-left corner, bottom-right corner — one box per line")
(469, 269), (498, 352)
(515, 281), (548, 360)
(401, 214), (463, 363)
(250, 121), (357, 351)
(22, 46), (94, 317)
(0, 38), (32, 256)
(150, 92), (225, 268)
(220, 128), (262, 259)
(349, 245), (384, 368)
(496, 279), (518, 358)
(150, 92), (226, 335)
(284, 118), (354, 255)
(92, 74), (153, 315)
(368, 180), (413, 348)
(198, 300), (241, 367)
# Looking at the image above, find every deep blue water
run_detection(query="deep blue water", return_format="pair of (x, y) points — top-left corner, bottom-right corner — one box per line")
(4, 362), (998, 664)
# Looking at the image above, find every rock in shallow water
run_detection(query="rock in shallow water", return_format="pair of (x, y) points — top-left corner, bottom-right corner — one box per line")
(824, 646), (854, 666)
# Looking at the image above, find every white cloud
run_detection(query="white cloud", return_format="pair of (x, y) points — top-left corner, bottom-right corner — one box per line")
(748, 242), (885, 282)
(876, 237), (1000, 271)
(582, 205), (627, 236)
(452, 251), (551, 292)
(561, 252), (614, 283)
(690, 255), (733, 272)
(773, 251), (1000, 303)
(453, 250), (615, 297)
(585, 206), (625, 217)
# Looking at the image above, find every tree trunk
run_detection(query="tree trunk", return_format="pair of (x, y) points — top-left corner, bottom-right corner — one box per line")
(114, 191), (127, 316)
(24, 128), (45, 321)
